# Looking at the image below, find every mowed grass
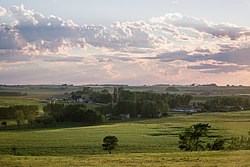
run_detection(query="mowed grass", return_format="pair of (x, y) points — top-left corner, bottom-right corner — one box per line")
(0, 151), (249, 167)
(0, 111), (249, 166)
(0, 123), (176, 155)
(0, 111), (250, 156)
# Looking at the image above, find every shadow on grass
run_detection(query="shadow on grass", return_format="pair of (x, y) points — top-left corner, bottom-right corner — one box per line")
(0, 122), (104, 132)
(148, 133), (179, 136)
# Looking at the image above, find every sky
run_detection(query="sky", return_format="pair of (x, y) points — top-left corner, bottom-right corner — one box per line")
(0, 0), (250, 85)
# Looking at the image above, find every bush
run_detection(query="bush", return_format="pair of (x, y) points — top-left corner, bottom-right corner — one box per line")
(208, 139), (225, 150)
(226, 136), (250, 150)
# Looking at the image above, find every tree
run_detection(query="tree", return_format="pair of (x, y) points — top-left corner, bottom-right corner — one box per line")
(43, 104), (64, 123)
(23, 105), (39, 128)
(90, 90), (112, 104)
(114, 100), (137, 117)
(82, 109), (105, 124)
(118, 90), (135, 101)
(96, 103), (113, 115)
(35, 114), (55, 127)
(15, 110), (24, 128)
(102, 136), (119, 154)
(1, 121), (7, 127)
(179, 123), (211, 151)
(140, 100), (158, 118)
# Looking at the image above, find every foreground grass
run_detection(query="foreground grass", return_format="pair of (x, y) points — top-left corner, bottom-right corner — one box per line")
(0, 111), (250, 156)
(0, 150), (249, 167)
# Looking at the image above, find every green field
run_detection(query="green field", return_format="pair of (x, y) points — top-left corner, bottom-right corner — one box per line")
(0, 111), (250, 166)
(0, 150), (249, 167)
(0, 85), (250, 166)
(1, 84), (250, 98)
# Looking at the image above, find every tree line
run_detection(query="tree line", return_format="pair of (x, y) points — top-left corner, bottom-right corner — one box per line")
(0, 104), (105, 128)
(201, 96), (250, 112)
(43, 104), (105, 125)
(0, 105), (38, 128)
(78, 87), (192, 119)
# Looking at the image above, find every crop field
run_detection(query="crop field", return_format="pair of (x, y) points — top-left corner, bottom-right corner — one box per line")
(0, 110), (250, 166)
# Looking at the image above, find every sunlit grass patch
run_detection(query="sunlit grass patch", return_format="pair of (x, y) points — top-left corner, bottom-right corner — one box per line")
(0, 151), (249, 167)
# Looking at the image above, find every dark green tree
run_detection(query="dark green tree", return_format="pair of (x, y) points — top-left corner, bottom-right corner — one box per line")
(118, 90), (135, 101)
(43, 104), (64, 123)
(140, 100), (158, 118)
(90, 90), (112, 104)
(179, 123), (211, 151)
(102, 136), (119, 154)
(114, 100), (137, 117)
(1, 121), (7, 127)
(15, 110), (24, 128)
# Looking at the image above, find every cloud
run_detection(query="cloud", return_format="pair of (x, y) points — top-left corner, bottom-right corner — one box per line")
(0, 24), (25, 50)
(1, 5), (250, 85)
(7, 5), (85, 55)
(0, 6), (6, 16)
(141, 45), (250, 74)
(2, 5), (250, 58)
(151, 13), (250, 40)
(3, 5), (165, 55)
(0, 51), (30, 63)
(187, 62), (247, 73)
(103, 64), (121, 78)
(208, 47), (250, 66)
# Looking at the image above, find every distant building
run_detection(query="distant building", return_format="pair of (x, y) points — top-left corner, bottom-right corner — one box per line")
(105, 114), (112, 117)
(50, 98), (63, 103)
(157, 112), (162, 118)
(66, 98), (76, 103)
(172, 108), (199, 113)
(119, 113), (130, 119)
(76, 98), (85, 103)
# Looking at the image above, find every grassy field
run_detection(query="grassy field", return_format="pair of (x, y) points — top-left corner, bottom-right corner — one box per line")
(1, 84), (250, 98)
(0, 96), (42, 106)
(0, 111), (250, 166)
(0, 150), (249, 167)
(0, 85), (250, 166)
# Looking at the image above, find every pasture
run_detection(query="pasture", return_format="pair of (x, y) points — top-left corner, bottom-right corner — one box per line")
(0, 111), (250, 166)
(0, 150), (249, 167)
(0, 85), (250, 166)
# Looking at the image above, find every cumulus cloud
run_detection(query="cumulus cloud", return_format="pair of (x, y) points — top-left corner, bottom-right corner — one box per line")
(0, 6), (6, 16)
(2, 5), (166, 55)
(0, 24), (25, 50)
(6, 5), (84, 55)
(2, 5), (249, 57)
(151, 13), (250, 40)
(1, 5), (250, 85)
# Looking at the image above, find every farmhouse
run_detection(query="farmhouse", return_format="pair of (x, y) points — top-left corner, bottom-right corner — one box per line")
(172, 108), (200, 113)
(119, 113), (130, 119)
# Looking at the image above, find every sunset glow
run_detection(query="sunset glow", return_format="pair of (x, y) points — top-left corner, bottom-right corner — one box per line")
(1, 1), (250, 85)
